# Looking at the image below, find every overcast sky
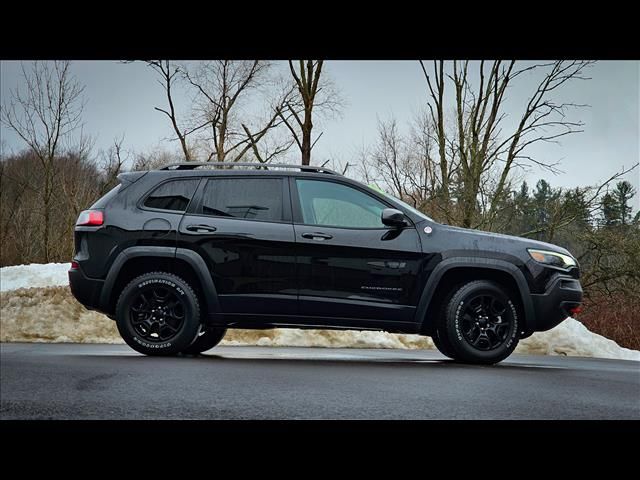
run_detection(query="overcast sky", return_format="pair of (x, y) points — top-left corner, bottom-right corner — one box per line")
(1, 60), (638, 209)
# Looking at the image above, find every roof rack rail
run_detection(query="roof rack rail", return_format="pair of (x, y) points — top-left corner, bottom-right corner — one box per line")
(159, 162), (341, 175)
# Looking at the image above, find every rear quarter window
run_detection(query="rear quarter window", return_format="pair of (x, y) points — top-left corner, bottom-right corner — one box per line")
(143, 178), (200, 212)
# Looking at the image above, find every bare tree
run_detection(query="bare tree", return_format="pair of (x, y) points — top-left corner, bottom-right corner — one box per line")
(419, 60), (595, 228)
(146, 60), (194, 162)
(1, 61), (86, 262)
(0, 153), (31, 254)
(369, 117), (410, 199)
(279, 60), (343, 165)
(183, 60), (295, 163)
(358, 113), (459, 223)
(59, 135), (125, 223)
(132, 145), (178, 171)
(98, 135), (127, 193)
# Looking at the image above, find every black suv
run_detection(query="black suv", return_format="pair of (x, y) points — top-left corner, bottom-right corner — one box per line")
(69, 163), (583, 364)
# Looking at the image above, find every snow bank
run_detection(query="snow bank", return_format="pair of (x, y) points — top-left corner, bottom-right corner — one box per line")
(222, 328), (433, 350)
(1, 263), (638, 361)
(517, 318), (640, 361)
(0, 263), (71, 292)
(0, 286), (121, 344)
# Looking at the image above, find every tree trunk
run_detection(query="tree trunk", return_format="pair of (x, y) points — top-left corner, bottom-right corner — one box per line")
(301, 112), (312, 165)
(43, 164), (52, 263)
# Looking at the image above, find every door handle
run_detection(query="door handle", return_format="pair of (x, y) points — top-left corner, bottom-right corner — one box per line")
(186, 224), (217, 233)
(301, 232), (333, 240)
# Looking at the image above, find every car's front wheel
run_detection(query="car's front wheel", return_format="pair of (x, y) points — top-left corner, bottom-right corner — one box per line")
(435, 280), (520, 364)
(115, 272), (202, 356)
(431, 328), (455, 359)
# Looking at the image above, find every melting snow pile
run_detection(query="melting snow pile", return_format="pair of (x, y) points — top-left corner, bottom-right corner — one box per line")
(1, 263), (638, 361)
(0, 263), (71, 292)
(516, 318), (639, 360)
(1, 286), (122, 344)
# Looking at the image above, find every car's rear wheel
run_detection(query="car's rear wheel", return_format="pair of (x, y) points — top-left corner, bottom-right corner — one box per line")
(182, 326), (227, 355)
(435, 280), (520, 364)
(115, 272), (201, 356)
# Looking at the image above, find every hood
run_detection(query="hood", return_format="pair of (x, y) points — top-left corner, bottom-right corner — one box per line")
(428, 223), (573, 258)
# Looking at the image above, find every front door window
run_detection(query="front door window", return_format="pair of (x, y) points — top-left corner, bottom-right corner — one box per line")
(296, 179), (386, 228)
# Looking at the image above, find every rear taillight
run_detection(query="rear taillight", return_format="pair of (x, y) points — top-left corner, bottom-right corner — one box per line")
(70, 261), (79, 270)
(76, 210), (104, 226)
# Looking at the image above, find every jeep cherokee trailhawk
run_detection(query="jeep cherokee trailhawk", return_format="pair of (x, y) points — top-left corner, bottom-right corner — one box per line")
(69, 163), (583, 364)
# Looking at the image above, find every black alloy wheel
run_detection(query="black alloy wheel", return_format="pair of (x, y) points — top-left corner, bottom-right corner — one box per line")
(129, 286), (186, 343)
(459, 294), (512, 351)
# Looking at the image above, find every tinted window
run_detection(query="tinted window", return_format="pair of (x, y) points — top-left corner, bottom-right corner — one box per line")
(296, 179), (386, 228)
(201, 178), (283, 222)
(144, 179), (200, 212)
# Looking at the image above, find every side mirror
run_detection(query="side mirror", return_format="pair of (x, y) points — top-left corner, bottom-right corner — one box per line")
(381, 208), (407, 228)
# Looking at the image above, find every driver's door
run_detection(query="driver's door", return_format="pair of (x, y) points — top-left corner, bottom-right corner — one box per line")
(291, 177), (423, 324)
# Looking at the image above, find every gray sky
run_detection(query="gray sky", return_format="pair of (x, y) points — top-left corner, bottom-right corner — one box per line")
(1, 60), (639, 209)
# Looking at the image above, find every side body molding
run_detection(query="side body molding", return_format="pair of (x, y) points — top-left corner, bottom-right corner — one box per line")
(99, 246), (220, 315)
(415, 257), (535, 334)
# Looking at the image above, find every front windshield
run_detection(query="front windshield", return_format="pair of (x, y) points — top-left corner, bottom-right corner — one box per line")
(379, 190), (435, 223)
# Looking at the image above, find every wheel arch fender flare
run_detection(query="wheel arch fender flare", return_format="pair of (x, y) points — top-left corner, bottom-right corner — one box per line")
(99, 246), (220, 315)
(416, 257), (535, 334)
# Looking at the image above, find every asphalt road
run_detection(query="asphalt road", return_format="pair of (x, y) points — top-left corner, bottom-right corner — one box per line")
(1, 343), (638, 419)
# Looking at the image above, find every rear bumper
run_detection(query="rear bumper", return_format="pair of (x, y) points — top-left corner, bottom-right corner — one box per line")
(68, 265), (105, 313)
(530, 274), (583, 332)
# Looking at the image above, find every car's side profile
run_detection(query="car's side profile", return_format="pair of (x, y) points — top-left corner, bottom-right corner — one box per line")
(69, 163), (583, 364)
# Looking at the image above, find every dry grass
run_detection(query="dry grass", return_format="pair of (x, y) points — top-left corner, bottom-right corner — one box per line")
(578, 294), (640, 350)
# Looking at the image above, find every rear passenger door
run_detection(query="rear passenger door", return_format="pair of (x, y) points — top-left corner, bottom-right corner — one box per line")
(177, 175), (297, 316)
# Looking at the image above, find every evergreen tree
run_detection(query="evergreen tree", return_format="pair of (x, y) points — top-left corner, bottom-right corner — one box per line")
(613, 181), (635, 225)
(513, 181), (535, 234)
(532, 179), (558, 240)
(600, 192), (619, 226)
(564, 187), (591, 229)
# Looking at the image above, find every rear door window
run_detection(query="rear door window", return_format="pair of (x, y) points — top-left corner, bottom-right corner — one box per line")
(200, 177), (284, 222)
(144, 179), (200, 212)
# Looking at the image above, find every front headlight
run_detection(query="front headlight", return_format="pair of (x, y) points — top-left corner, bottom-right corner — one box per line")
(528, 249), (576, 269)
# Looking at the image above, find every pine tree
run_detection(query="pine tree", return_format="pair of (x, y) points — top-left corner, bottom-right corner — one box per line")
(532, 179), (558, 240)
(564, 187), (591, 229)
(513, 181), (535, 234)
(601, 182), (636, 227)
(600, 192), (619, 226)
(613, 181), (635, 225)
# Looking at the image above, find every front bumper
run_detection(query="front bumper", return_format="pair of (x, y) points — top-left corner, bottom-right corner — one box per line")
(530, 274), (583, 331)
(68, 264), (104, 313)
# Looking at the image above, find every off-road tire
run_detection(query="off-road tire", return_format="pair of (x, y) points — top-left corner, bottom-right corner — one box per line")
(115, 272), (201, 356)
(435, 280), (520, 365)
